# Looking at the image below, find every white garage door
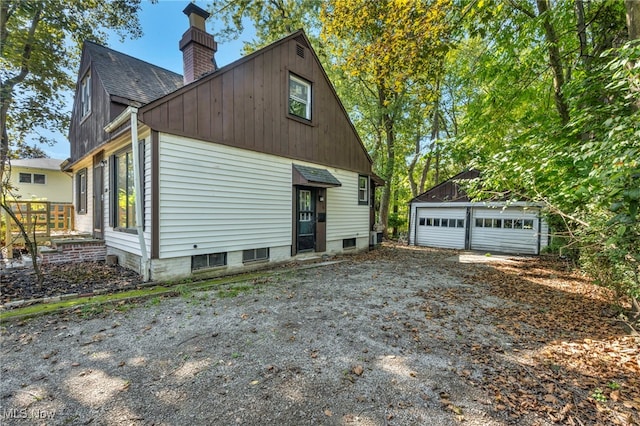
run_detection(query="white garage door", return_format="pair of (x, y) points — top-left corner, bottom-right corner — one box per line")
(415, 208), (466, 249)
(471, 208), (540, 254)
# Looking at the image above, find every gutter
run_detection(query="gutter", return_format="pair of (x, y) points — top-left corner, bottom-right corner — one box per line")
(104, 106), (150, 281)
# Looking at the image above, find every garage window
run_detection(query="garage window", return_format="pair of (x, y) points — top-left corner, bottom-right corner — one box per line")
(476, 217), (534, 230)
(419, 218), (426, 226)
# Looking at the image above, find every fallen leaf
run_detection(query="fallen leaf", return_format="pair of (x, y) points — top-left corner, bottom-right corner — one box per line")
(353, 365), (364, 376)
(324, 409), (332, 416)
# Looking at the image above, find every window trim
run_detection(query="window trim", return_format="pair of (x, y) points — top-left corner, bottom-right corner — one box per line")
(358, 175), (369, 206)
(76, 168), (87, 214)
(288, 73), (312, 121)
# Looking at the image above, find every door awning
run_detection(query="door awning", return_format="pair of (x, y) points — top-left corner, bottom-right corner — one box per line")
(293, 164), (342, 188)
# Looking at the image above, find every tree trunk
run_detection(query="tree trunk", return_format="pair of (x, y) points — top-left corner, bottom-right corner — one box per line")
(536, 0), (570, 125)
(626, 0), (640, 40)
(407, 131), (421, 198)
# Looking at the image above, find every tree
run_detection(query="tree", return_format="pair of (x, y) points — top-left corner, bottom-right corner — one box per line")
(451, 0), (639, 326)
(212, 0), (322, 52)
(1, 0), (145, 285)
(320, 0), (452, 235)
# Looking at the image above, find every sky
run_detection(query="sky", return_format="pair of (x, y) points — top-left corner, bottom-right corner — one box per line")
(43, 0), (255, 159)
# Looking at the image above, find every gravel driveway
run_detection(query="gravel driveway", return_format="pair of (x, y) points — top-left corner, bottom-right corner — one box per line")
(1, 245), (634, 425)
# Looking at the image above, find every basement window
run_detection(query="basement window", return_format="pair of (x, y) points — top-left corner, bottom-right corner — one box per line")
(243, 247), (269, 263)
(343, 238), (356, 249)
(192, 252), (227, 271)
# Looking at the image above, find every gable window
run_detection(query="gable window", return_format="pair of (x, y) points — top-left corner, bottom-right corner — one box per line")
(112, 148), (137, 230)
(289, 74), (311, 120)
(358, 175), (369, 205)
(18, 172), (46, 184)
(81, 71), (91, 117)
(76, 169), (87, 214)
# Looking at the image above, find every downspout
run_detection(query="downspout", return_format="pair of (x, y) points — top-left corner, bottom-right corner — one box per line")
(104, 106), (149, 281)
(130, 109), (150, 281)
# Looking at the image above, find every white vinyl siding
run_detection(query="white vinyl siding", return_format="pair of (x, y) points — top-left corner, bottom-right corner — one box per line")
(158, 134), (292, 259)
(325, 169), (370, 243)
(470, 207), (542, 255)
(415, 208), (466, 249)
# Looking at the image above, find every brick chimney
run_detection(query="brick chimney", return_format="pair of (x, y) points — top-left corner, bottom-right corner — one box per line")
(179, 3), (217, 85)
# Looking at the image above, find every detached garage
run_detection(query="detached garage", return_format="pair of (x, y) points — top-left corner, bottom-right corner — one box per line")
(408, 170), (549, 255)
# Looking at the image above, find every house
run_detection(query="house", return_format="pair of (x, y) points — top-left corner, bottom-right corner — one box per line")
(408, 170), (549, 255)
(65, 4), (378, 281)
(7, 158), (72, 203)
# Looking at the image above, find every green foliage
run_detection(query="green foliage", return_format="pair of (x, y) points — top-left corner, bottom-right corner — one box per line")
(452, 0), (639, 308)
(1, 0), (144, 156)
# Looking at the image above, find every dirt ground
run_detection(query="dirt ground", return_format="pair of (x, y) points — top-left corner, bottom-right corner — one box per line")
(0, 244), (638, 425)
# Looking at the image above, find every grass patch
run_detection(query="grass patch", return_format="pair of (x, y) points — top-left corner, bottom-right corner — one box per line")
(217, 284), (255, 298)
(1, 270), (278, 322)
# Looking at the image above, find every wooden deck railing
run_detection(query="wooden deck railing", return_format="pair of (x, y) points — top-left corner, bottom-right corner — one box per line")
(2, 201), (74, 249)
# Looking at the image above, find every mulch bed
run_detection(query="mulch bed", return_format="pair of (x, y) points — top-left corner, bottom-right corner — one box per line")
(0, 261), (143, 305)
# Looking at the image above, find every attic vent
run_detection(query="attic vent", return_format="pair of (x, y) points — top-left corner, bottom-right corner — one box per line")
(296, 44), (305, 58)
(294, 34), (309, 48)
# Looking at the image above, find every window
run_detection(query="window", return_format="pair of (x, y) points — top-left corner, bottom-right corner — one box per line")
(18, 172), (45, 184)
(523, 219), (534, 230)
(457, 219), (465, 228)
(504, 219), (513, 229)
(113, 149), (137, 230)
(76, 169), (87, 214)
(426, 218), (433, 226)
(289, 74), (311, 120)
(192, 252), (227, 271)
(358, 175), (369, 205)
(243, 247), (269, 263)
(81, 71), (91, 117)
(299, 189), (312, 221)
(343, 238), (356, 249)
(419, 218), (426, 226)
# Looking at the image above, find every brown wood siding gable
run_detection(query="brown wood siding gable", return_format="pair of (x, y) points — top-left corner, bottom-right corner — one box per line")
(139, 31), (372, 175)
(411, 170), (481, 203)
(68, 56), (112, 163)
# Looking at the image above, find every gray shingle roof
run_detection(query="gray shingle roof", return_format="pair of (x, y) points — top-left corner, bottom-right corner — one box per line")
(293, 165), (342, 187)
(85, 41), (183, 105)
